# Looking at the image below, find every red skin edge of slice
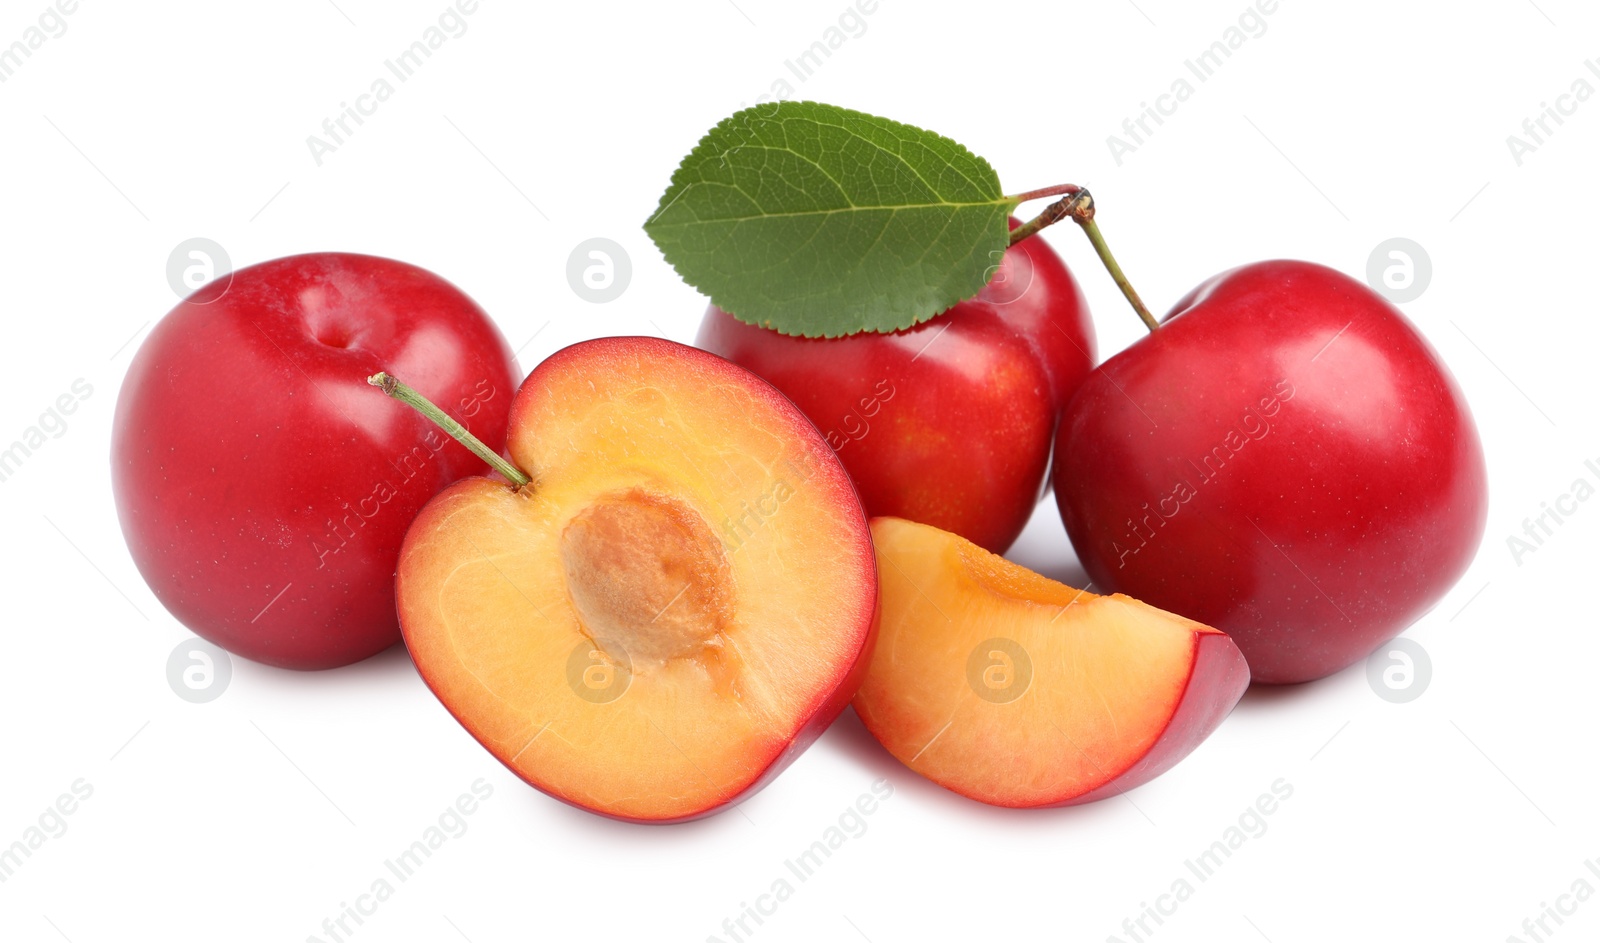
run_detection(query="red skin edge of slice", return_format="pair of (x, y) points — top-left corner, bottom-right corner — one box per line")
(1050, 631), (1251, 808)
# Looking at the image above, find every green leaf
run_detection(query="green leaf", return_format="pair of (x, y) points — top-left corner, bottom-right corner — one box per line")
(644, 101), (1017, 338)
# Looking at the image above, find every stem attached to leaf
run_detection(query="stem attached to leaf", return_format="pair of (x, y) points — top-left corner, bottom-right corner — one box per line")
(1008, 186), (1161, 334)
(367, 372), (532, 489)
(1007, 183), (1084, 205)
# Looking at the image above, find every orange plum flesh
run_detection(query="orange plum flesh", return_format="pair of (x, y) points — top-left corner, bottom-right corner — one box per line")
(854, 517), (1249, 808)
(396, 338), (879, 823)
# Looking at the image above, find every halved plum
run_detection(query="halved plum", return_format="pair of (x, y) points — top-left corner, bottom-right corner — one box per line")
(396, 337), (879, 822)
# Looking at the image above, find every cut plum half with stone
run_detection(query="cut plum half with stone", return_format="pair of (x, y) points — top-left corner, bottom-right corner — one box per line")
(853, 517), (1248, 808)
(394, 337), (879, 823)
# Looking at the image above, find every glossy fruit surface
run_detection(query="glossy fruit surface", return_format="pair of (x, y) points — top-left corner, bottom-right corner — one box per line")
(113, 252), (518, 669)
(397, 337), (879, 823)
(1054, 260), (1487, 684)
(697, 225), (1095, 554)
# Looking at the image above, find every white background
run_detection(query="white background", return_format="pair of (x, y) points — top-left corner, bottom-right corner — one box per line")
(0, 0), (1593, 940)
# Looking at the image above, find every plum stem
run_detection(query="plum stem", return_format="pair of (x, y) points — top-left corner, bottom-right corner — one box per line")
(1007, 182), (1084, 205)
(1078, 214), (1160, 334)
(1008, 185), (1160, 334)
(367, 372), (532, 489)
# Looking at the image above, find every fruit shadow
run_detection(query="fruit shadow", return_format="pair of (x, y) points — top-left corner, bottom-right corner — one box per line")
(516, 773), (793, 841)
(1231, 656), (1365, 716)
(340, 642), (422, 681)
(236, 641), (421, 693)
(1234, 678), (1326, 710)
(819, 707), (1139, 827)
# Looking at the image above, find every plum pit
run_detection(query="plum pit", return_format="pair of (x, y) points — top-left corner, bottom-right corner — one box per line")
(560, 489), (732, 670)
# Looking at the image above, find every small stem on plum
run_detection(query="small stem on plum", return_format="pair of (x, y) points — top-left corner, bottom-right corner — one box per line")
(1006, 184), (1086, 246)
(367, 372), (532, 489)
(1009, 185), (1160, 333)
(1077, 216), (1160, 333)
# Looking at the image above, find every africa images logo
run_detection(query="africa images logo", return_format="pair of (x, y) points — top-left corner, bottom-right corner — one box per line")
(1109, 379), (1295, 568)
